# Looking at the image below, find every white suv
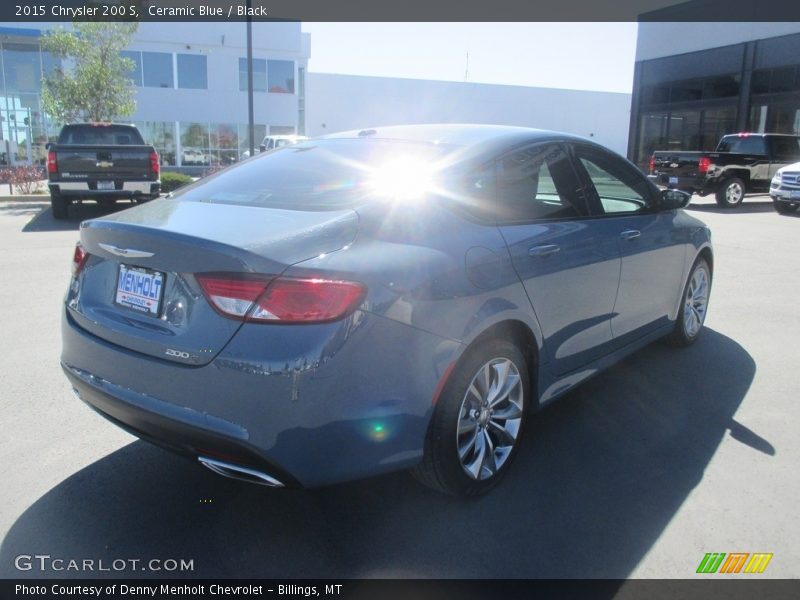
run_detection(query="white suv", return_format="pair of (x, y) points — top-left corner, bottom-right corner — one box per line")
(770, 161), (800, 214)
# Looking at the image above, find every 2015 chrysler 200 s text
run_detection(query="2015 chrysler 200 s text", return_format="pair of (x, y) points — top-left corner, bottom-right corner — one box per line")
(61, 125), (713, 496)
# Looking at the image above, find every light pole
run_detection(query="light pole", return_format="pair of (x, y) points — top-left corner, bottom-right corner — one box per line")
(246, 0), (255, 156)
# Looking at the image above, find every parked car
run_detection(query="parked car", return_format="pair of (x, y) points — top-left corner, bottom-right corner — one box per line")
(61, 125), (712, 496)
(47, 123), (161, 219)
(648, 133), (800, 208)
(241, 135), (309, 158)
(770, 161), (800, 214)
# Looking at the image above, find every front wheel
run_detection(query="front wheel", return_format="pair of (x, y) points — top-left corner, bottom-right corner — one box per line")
(412, 339), (530, 496)
(715, 177), (746, 208)
(773, 200), (799, 214)
(666, 258), (712, 347)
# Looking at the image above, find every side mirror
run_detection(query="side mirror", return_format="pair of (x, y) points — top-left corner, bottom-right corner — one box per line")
(259, 144), (266, 153)
(659, 188), (692, 210)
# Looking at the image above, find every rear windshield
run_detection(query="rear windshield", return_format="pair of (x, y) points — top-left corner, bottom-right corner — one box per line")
(58, 125), (145, 146)
(175, 138), (455, 210)
(716, 136), (767, 155)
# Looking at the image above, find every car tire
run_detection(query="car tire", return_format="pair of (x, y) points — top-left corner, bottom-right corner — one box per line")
(773, 200), (799, 214)
(51, 194), (68, 220)
(715, 177), (746, 208)
(412, 338), (530, 496)
(666, 257), (712, 347)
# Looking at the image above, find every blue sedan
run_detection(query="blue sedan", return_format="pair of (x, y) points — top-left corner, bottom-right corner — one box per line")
(61, 125), (713, 496)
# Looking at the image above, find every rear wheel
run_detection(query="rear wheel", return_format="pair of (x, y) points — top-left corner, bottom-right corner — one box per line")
(412, 338), (530, 496)
(50, 194), (68, 220)
(666, 257), (711, 347)
(773, 200), (799, 214)
(715, 177), (746, 208)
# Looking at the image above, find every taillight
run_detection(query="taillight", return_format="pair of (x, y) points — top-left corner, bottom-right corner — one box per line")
(197, 273), (366, 324)
(698, 156), (711, 174)
(72, 242), (89, 277)
(47, 150), (57, 174)
(150, 151), (160, 176)
(648, 155), (655, 174)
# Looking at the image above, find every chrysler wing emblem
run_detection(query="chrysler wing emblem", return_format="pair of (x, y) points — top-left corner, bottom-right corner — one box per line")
(98, 243), (155, 258)
(670, 162), (680, 168)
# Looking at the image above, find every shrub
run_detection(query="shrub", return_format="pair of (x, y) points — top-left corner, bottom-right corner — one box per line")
(160, 171), (193, 193)
(0, 166), (46, 194)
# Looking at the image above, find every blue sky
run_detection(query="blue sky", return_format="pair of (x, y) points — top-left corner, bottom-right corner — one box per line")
(302, 23), (639, 94)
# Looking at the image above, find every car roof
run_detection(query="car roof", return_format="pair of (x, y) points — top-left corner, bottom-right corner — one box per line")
(319, 124), (593, 161)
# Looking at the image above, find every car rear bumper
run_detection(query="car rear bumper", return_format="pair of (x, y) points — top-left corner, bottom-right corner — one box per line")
(49, 181), (160, 200)
(648, 173), (707, 193)
(61, 306), (460, 488)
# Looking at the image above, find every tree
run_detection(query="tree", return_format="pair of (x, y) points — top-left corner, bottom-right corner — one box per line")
(41, 23), (138, 123)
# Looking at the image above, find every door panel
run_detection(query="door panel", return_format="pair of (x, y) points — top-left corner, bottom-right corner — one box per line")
(572, 144), (687, 342)
(495, 143), (621, 375)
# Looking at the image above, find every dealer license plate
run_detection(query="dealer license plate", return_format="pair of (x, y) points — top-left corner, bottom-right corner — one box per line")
(791, 190), (800, 199)
(114, 264), (164, 316)
(669, 176), (678, 185)
(97, 181), (114, 190)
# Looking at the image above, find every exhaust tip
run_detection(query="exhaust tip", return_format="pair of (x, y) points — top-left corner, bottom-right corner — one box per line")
(198, 456), (285, 488)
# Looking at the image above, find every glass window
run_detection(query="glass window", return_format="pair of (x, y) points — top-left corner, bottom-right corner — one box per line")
(237, 123), (267, 157)
(669, 79), (704, 103)
(137, 121), (176, 166)
(771, 136), (800, 159)
(175, 139), (452, 210)
(177, 54), (207, 89)
(180, 122), (210, 166)
(641, 84), (670, 105)
(636, 112), (669, 170)
(57, 124), (145, 145)
(2, 43), (43, 93)
(121, 51), (143, 87)
(703, 74), (739, 99)
(667, 110), (702, 152)
(699, 106), (736, 151)
(239, 58), (267, 92)
(769, 66), (798, 94)
(767, 105), (800, 135)
(716, 136), (767, 154)
(267, 60), (294, 93)
(211, 123), (238, 165)
(142, 52), (173, 88)
(576, 146), (653, 215)
(496, 144), (584, 221)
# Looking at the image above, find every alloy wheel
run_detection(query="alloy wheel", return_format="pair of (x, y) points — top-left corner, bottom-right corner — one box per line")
(683, 265), (709, 338)
(456, 358), (524, 480)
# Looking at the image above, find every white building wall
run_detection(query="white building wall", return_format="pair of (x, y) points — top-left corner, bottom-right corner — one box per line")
(636, 22), (800, 61)
(306, 73), (631, 156)
(128, 23), (306, 130)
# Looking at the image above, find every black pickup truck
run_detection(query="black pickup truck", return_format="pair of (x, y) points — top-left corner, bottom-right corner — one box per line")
(648, 133), (800, 208)
(47, 123), (161, 219)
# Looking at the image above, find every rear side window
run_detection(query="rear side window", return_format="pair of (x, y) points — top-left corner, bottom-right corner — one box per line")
(176, 139), (454, 211)
(716, 136), (767, 155)
(58, 126), (145, 146)
(495, 144), (584, 221)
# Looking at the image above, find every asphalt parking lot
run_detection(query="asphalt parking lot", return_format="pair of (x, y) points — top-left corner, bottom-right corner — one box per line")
(0, 196), (798, 580)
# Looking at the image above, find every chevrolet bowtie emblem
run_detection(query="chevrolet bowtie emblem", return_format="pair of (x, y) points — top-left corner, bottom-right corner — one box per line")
(96, 160), (114, 168)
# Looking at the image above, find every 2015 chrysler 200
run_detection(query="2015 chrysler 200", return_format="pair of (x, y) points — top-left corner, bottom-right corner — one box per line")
(61, 125), (713, 496)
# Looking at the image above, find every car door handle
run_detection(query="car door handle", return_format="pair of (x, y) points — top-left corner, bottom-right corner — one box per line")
(620, 230), (641, 241)
(528, 244), (561, 258)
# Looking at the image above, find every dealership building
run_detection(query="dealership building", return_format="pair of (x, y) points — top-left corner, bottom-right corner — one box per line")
(629, 22), (800, 170)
